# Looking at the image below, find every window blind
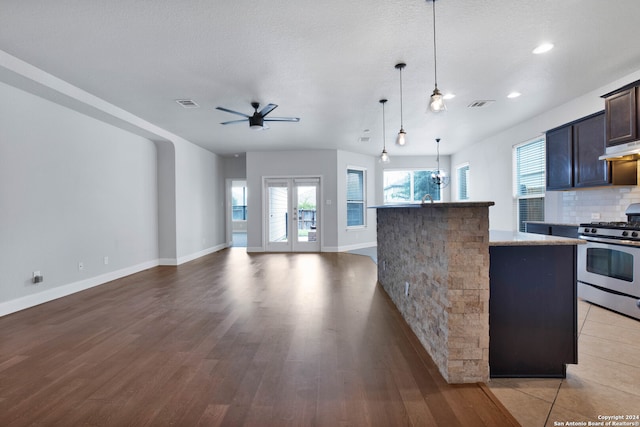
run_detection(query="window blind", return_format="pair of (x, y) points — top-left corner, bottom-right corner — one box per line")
(515, 138), (545, 231)
(347, 169), (365, 227)
(457, 164), (469, 200)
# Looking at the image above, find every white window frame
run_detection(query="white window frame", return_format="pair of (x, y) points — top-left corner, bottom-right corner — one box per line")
(346, 167), (367, 229)
(382, 168), (442, 204)
(456, 163), (470, 201)
(513, 137), (546, 231)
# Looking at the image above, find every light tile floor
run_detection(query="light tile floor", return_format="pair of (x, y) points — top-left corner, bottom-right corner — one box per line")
(488, 299), (640, 427)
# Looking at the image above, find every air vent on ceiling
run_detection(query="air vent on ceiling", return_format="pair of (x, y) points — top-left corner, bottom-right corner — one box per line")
(175, 99), (199, 108)
(467, 100), (495, 108)
(358, 136), (371, 143)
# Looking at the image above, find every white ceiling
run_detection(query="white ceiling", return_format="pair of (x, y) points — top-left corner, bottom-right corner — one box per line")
(2, 0), (640, 157)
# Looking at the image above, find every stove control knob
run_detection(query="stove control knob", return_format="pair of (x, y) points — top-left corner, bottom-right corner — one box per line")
(633, 232), (638, 238)
(591, 228), (597, 233)
(637, 299), (640, 309)
(623, 231), (629, 237)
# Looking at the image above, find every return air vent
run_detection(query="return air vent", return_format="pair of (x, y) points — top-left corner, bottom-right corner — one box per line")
(467, 100), (495, 108)
(175, 99), (199, 108)
(358, 136), (371, 143)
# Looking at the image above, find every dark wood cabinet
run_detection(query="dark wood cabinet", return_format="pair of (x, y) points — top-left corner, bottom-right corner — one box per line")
(546, 125), (573, 190)
(489, 245), (578, 378)
(573, 112), (608, 187)
(525, 222), (578, 238)
(546, 111), (636, 190)
(604, 86), (639, 147)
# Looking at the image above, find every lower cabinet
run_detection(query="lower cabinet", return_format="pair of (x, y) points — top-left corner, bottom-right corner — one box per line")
(525, 222), (578, 238)
(489, 245), (578, 377)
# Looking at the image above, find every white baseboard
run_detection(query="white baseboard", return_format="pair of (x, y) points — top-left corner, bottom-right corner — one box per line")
(175, 243), (227, 265)
(0, 243), (232, 318)
(0, 260), (159, 318)
(246, 246), (264, 253)
(323, 242), (377, 252)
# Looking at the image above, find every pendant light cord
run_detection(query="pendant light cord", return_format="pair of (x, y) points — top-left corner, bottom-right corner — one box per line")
(436, 138), (441, 172)
(382, 101), (387, 150)
(432, 0), (438, 89)
(399, 67), (404, 129)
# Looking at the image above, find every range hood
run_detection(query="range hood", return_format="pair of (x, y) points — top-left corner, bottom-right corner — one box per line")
(599, 140), (640, 161)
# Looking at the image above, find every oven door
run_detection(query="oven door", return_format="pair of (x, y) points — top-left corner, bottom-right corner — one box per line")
(578, 240), (640, 297)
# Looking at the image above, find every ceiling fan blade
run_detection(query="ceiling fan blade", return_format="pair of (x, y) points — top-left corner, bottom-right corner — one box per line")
(263, 117), (300, 122)
(216, 106), (250, 118)
(258, 103), (278, 117)
(220, 118), (249, 125)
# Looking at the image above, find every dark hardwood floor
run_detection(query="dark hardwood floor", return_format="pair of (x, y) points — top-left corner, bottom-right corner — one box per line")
(0, 249), (518, 426)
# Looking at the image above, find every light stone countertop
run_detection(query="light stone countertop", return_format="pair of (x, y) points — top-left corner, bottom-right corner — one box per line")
(489, 230), (585, 246)
(370, 201), (495, 209)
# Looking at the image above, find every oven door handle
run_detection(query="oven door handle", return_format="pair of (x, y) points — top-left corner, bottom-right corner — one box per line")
(579, 235), (640, 247)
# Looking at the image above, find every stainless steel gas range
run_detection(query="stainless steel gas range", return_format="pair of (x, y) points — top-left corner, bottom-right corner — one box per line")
(578, 204), (640, 320)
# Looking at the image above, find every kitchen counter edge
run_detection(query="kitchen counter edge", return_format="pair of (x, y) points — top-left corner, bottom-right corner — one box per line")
(490, 230), (585, 246)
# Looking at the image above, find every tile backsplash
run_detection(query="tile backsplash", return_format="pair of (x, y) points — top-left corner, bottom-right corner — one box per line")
(558, 186), (640, 223)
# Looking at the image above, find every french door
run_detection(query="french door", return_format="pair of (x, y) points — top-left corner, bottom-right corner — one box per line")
(265, 177), (320, 252)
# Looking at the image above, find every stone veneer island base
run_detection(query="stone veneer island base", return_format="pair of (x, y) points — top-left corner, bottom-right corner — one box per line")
(375, 202), (494, 384)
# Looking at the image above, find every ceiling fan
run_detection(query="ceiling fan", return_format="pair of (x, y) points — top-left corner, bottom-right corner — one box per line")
(216, 102), (300, 130)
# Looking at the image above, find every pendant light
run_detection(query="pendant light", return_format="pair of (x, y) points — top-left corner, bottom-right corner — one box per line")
(379, 99), (390, 163)
(395, 63), (407, 146)
(431, 138), (450, 187)
(428, 0), (446, 113)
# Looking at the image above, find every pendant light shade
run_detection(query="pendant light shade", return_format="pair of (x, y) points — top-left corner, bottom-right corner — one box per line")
(428, 0), (446, 113)
(395, 63), (407, 146)
(431, 138), (450, 188)
(379, 99), (390, 163)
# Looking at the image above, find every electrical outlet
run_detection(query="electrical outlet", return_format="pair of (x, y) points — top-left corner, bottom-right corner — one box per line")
(78, 262), (84, 271)
(591, 213), (601, 220)
(32, 271), (43, 284)
(103, 256), (109, 265)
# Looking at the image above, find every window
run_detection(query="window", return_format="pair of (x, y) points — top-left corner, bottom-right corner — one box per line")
(231, 182), (248, 220)
(514, 138), (545, 231)
(347, 168), (366, 227)
(383, 169), (441, 203)
(456, 163), (470, 201)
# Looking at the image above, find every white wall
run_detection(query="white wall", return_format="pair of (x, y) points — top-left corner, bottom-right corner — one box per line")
(0, 81), (159, 314)
(451, 69), (640, 230)
(337, 150), (378, 250)
(246, 150), (339, 251)
(174, 141), (226, 263)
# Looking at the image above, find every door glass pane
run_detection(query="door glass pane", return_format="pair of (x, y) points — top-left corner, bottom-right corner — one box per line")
(268, 186), (288, 243)
(296, 186), (317, 242)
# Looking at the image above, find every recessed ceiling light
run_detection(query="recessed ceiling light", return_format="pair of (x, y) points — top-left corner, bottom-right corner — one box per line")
(532, 43), (554, 54)
(507, 92), (521, 99)
(443, 93), (456, 100)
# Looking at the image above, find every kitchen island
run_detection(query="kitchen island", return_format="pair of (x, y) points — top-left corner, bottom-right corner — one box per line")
(374, 203), (583, 384)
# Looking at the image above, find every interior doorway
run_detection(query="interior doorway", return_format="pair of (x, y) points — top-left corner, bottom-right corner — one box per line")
(265, 177), (320, 252)
(229, 180), (247, 247)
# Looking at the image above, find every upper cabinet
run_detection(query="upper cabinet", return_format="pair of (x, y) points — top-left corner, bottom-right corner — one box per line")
(546, 125), (574, 190)
(546, 112), (637, 191)
(573, 112), (608, 187)
(603, 82), (640, 147)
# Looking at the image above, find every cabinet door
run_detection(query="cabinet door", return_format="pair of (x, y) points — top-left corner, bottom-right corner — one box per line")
(573, 112), (609, 188)
(605, 87), (637, 146)
(546, 125), (573, 190)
